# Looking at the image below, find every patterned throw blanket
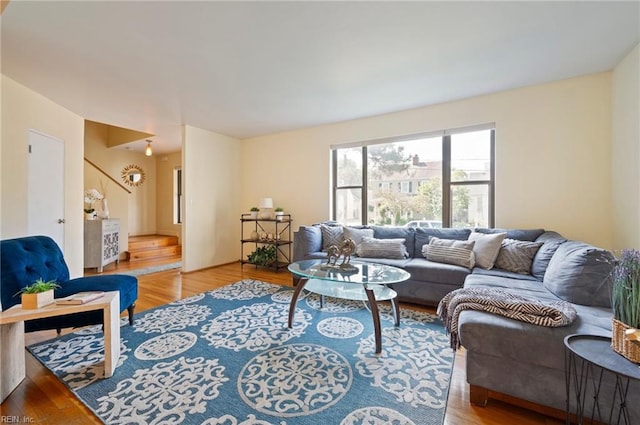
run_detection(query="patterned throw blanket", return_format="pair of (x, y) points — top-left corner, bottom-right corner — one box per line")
(437, 287), (577, 350)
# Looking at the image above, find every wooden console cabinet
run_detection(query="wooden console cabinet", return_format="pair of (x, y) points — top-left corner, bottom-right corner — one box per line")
(84, 219), (120, 272)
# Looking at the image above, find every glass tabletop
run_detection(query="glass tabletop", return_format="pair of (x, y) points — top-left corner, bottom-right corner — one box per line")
(288, 259), (411, 285)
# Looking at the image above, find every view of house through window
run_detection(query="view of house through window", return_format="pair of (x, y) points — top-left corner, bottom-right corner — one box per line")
(332, 127), (494, 228)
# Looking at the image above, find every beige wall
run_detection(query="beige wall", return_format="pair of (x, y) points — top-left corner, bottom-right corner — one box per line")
(611, 44), (640, 251)
(1, 75), (85, 276)
(84, 121), (158, 256)
(183, 125), (241, 272)
(242, 72), (614, 248)
(2, 63), (628, 274)
(156, 151), (182, 242)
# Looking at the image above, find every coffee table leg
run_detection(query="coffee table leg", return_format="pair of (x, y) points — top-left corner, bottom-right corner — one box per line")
(288, 278), (308, 328)
(365, 288), (382, 354)
(390, 296), (400, 327)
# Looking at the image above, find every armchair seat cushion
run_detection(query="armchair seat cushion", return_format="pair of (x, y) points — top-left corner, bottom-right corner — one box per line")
(61, 275), (138, 313)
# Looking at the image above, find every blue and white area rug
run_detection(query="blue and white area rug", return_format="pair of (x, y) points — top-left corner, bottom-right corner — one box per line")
(28, 280), (454, 424)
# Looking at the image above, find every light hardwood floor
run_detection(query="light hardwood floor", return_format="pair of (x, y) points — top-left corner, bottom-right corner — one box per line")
(1, 261), (564, 424)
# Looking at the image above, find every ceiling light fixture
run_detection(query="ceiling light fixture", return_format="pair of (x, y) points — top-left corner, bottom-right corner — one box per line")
(145, 140), (153, 156)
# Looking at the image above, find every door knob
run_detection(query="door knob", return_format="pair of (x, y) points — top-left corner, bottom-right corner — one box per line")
(57, 219), (66, 224)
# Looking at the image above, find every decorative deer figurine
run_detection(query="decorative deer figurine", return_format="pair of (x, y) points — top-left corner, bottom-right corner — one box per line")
(338, 239), (356, 266)
(324, 238), (357, 270)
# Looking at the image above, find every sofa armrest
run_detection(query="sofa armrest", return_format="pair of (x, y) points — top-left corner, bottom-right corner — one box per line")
(293, 225), (322, 261)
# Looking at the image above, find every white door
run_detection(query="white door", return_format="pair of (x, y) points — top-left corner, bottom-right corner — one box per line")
(28, 129), (65, 249)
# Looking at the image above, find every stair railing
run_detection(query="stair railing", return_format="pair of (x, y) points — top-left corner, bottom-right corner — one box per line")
(84, 157), (132, 194)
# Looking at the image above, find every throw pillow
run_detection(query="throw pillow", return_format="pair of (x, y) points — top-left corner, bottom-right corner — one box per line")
(494, 239), (544, 275)
(468, 231), (506, 269)
(320, 224), (344, 252)
(343, 227), (374, 247)
(422, 237), (476, 269)
(356, 237), (408, 259)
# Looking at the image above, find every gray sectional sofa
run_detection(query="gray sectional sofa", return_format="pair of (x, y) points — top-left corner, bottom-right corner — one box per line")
(293, 223), (553, 306)
(292, 223), (639, 422)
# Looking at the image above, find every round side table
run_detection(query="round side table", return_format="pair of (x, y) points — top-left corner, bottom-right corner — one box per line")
(564, 334), (640, 425)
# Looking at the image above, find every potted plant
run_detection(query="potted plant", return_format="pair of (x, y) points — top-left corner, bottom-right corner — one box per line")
(247, 245), (277, 267)
(249, 207), (259, 219)
(611, 249), (640, 363)
(15, 278), (60, 309)
(275, 207), (285, 221)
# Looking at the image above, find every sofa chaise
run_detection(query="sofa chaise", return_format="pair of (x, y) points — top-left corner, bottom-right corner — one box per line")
(292, 222), (639, 422)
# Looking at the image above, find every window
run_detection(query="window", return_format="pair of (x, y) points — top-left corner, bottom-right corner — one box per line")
(332, 126), (495, 228)
(333, 148), (363, 225)
(174, 167), (182, 224)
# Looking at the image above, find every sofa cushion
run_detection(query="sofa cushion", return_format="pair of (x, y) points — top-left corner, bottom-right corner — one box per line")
(472, 267), (539, 281)
(357, 237), (408, 259)
(343, 226), (374, 246)
(423, 237), (475, 269)
(543, 241), (614, 307)
(494, 239), (543, 275)
(320, 224), (344, 251)
(414, 227), (471, 256)
(404, 258), (470, 286)
(372, 226), (415, 257)
(474, 227), (545, 242)
(295, 226), (323, 256)
(468, 231), (506, 269)
(531, 231), (567, 281)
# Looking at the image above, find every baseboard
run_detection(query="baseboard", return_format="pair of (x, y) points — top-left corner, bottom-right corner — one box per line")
(180, 260), (239, 274)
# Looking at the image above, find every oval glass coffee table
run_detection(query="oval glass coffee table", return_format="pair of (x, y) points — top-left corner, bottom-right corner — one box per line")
(287, 259), (411, 354)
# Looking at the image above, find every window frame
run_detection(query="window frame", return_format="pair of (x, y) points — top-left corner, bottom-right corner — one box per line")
(331, 126), (495, 228)
(174, 167), (183, 224)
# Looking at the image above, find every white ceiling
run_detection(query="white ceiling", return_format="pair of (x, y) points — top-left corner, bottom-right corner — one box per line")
(2, 1), (639, 155)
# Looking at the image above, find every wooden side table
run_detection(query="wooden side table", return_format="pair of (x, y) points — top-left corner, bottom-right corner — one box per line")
(0, 291), (120, 402)
(564, 334), (640, 425)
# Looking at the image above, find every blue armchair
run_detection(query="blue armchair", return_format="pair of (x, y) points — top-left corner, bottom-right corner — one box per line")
(1, 235), (138, 332)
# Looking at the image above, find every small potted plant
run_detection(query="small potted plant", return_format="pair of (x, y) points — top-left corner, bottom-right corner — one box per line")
(249, 207), (259, 219)
(15, 278), (60, 309)
(611, 249), (640, 363)
(275, 207), (285, 221)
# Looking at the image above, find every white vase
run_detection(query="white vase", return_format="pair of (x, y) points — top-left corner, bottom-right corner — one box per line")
(101, 198), (109, 219)
(85, 211), (97, 220)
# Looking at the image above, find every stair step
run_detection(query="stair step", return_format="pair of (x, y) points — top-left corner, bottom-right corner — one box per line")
(127, 234), (181, 263)
(127, 245), (182, 262)
(128, 235), (179, 251)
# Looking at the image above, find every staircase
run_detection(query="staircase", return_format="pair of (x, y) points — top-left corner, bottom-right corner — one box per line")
(126, 235), (181, 263)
